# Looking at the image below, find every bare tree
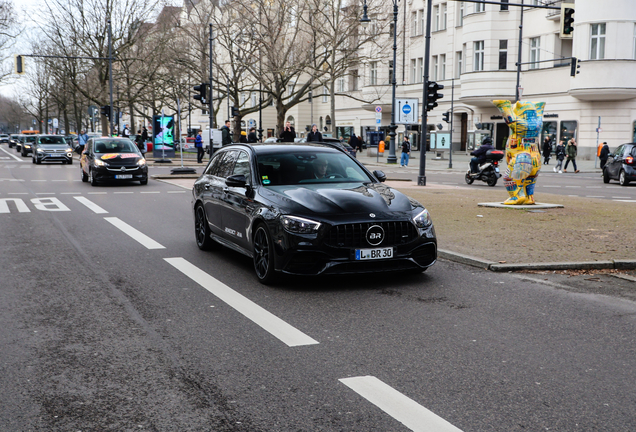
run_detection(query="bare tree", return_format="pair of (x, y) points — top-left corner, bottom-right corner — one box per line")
(0, 0), (18, 83)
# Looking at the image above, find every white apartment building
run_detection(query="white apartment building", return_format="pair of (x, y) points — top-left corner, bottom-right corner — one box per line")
(186, 0), (636, 158)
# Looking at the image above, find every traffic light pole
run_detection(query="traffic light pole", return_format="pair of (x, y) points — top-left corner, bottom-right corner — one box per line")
(108, 20), (114, 137)
(417, 0), (432, 186)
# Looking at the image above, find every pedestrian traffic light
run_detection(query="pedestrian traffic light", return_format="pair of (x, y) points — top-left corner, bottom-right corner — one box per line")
(100, 105), (111, 118)
(560, 3), (575, 39)
(570, 57), (580, 77)
(14, 55), (24, 74)
(426, 81), (444, 112)
(442, 112), (450, 123)
(231, 106), (239, 117)
(193, 83), (208, 104)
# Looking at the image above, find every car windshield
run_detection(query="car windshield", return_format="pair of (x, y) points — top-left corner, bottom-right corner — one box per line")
(25, 136), (36, 142)
(39, 136), (67, 145)
(94, 139), (138, 154)
(256, 150), (372, 186)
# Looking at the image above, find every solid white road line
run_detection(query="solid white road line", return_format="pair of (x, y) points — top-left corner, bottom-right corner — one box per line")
(0, 146), (24, 162)
(73, 196), (108, 214)
(164, 257), (319, 347)
(104, 217), (165, 249)
(614, 199), (636, 203)
(339, 376), (463, 432)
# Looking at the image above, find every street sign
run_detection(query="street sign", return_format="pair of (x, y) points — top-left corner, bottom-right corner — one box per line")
(376, 118), (381, 124)
(396, 98), (419, 124)
(375, 106), (382, 113)
(52, 118), (58, 128)
(596, 128), (602, 133)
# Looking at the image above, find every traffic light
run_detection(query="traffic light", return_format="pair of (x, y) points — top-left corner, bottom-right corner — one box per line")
(308, 91), (312, 104)
(560, 3), (575, 39)
(426, 81), (444, 112)
(442, 112), (450, 123)
(14, 55), (24, 74)
(193, 83), (208, 104)
(231, 106), (239, 117)
(570, 57), (581, 77)
(100, 105), (111, 118)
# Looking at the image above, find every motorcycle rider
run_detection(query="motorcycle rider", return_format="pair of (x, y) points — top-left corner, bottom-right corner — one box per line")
(469, 136), (494, 175)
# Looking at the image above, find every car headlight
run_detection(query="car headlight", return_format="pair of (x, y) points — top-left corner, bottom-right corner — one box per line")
(25, 145), (31, 148)
(413, 208), (432, 228)
(94, 159), (106, 166)
(137, 158), (146, 166)
(281, 215), (321, 234)
(37, 148), (43, 153)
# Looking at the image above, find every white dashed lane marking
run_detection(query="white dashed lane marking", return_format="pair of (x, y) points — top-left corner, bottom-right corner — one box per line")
(104, 217), (165, 249)
(165, 257), (319, 347)
(74, 196), (108, 214)
(339, 376), (463, 432)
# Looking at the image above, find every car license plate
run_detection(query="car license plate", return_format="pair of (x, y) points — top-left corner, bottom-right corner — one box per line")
(115, 174), (133, 179)
(355, 247), (393, 260)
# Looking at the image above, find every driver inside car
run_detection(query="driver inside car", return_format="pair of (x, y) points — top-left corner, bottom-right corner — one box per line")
(313, 158), (329, 179)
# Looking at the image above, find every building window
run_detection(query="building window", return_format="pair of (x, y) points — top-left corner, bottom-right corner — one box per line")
(411, 11), (418, 36)
(499, 40), (507, 70)
(440, 54), (446, 80)
(389, 60), (394, 84)
(417, 58), (423, 83)
(420, 9), (425, 35)
(432, 55), (438, 80)
(241, 92), (247, 106)
(633, 24), (636, 59)
(456, 51), (462, 77)
(322, 86), (328, 103)
(411, 59), (417, 83)
(251, 92), (257, 108)
(474, 41), (484, 71)
(590, 23), (606, 60)
(475, 0), (485, 13)
(500, 0), (509, 11)
(530, 37), (540, 69)
(458, 2), (464, 26)
(389, 22), (395, 38)
(350, 70), (359, 91)
(370, 61), (378, 85)
(442, 3), (447, 30)
(337, 77), (345, 93)
(560, 120), (578, 143)
(434, 5), (440, 31)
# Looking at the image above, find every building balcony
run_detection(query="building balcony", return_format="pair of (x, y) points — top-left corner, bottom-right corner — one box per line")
(458, 70), (517, 106)
(568, 59), (636, 101)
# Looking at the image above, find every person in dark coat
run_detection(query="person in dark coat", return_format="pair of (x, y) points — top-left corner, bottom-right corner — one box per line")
(348, 133), (360, 151)
(306, 124), (323, 142)
(221, 120), (232, 146)
(141, 127), (149, 143)
(599, 141), (610, 170)
(542, 137), (552, 165)
(553, 140), (566, 173)
(247, 127), (258, 143)
(279, 121), (296, 142)
(469, 136), (494, 174)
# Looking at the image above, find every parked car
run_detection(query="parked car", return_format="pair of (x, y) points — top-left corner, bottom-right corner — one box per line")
(0, 134), (9, 144)
(31, 135), (73, 164)
(603, 143), (636, 186)
(322, 137), (357, 157)
(80, 137), (148, 185)
(192, 142), (437, 284)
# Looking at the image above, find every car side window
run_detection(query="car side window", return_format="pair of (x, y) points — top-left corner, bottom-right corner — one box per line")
(614, 145), (624, 158)
(213, 150), (239, 179)
(204, 151), (224, 175)
(232, 151), (251, 180)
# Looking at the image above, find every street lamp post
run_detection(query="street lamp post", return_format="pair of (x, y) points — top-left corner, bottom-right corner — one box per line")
(360, 0), (398, 164)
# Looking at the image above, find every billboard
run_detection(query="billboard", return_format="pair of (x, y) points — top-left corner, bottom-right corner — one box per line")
(152, 114), (176, 158)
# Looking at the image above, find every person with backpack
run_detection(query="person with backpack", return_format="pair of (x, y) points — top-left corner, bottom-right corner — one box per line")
(553, 140), (566, 173)
(400, 135), (411, 167)
(599, 141), (610, 170)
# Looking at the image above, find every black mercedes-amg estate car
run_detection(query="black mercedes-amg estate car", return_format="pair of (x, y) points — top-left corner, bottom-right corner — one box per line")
(192, 142), (437, 284)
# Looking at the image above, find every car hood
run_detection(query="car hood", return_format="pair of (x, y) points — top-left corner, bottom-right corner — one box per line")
(262, 182), (417, 216)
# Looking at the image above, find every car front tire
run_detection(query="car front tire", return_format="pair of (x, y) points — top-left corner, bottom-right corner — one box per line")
(194, 204), (214, 250)
(89, 168), (98, 186)
(253, 224), (277, 284)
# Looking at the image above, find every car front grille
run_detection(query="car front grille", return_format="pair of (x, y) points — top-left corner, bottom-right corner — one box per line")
(323, 221), (418, 248)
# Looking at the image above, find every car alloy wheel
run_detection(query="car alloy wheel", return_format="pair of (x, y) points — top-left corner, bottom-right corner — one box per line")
(195, 204), (214, 250)
(253, 225), (277, 284)
(603, 169), (610, 184)
(89, 168), (98, 186)
(619, 170), (630, 186)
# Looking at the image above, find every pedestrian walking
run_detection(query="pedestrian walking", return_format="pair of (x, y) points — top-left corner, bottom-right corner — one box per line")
(135, 130), (146, 156)
(141, 127), (149, 144)
(122, 124), (130, 138)
(221, 120), (232, 146)
(542, 137), (552, 165)
(306, 124), (323, 142)
(77, 129), (89, 153)
(239, 130), (248, 143)
(247, 127), (258, 143)
(553, 140), (566, 173)
(279, 121), (296, 142)
(400, 136), (411, 167)
(563, 138), (579, 173)
(599, 141), (610, 170)
(195, 130), (204, 163)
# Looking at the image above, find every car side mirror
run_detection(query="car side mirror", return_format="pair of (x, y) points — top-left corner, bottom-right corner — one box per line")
(226, 174), (247, 188)
(373, 170), (387, 182)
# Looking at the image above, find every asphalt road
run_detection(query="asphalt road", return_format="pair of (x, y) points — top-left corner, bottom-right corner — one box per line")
(1, 154), (636, 431)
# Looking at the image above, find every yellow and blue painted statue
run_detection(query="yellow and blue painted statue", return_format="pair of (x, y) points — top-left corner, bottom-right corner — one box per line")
(493, 100), (545, 205)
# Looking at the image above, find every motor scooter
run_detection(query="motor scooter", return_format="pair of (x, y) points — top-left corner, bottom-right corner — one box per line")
(465, 149), (504, 187)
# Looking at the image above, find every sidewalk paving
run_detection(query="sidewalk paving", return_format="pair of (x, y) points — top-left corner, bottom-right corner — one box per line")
(151, 149), (634, 274)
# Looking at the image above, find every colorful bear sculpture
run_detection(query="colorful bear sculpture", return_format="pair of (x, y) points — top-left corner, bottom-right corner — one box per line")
(493, 100), (545, 205)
